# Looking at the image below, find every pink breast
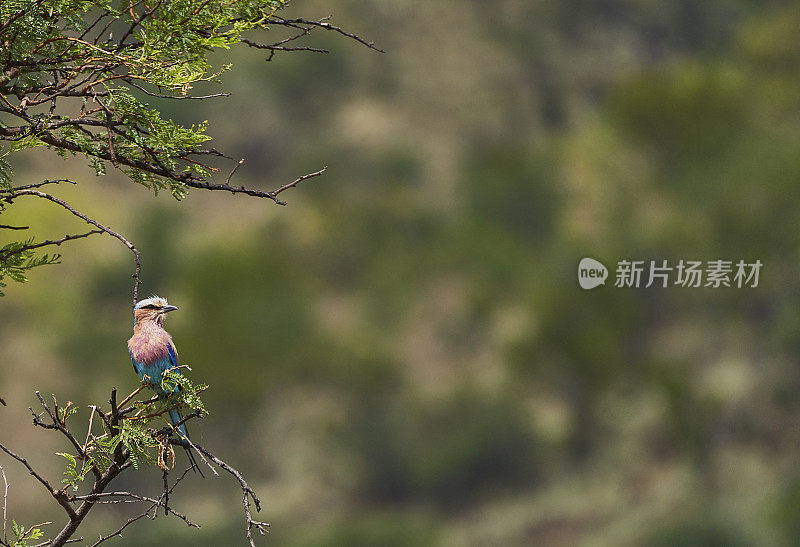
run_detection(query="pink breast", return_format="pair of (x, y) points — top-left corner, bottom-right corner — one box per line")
(128, 327), (171, 363)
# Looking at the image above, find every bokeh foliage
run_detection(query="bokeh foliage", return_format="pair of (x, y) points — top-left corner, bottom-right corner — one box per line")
(4, 0), (800, 545)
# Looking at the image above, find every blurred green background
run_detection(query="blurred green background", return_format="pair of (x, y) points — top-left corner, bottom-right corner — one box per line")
(4, 0), (800, 545)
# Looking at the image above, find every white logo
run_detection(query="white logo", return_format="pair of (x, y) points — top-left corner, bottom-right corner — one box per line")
(578, 257), (608, 289)
(578, 258), (762, 289)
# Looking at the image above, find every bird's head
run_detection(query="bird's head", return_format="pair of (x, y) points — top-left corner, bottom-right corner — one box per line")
(133, 295), (178, 325)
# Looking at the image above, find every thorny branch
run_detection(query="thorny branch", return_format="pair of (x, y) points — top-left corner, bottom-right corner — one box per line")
(0, 388), (265, 546)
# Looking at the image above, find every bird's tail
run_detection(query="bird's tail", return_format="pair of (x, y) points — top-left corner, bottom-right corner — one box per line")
(168, 408), (204, 478)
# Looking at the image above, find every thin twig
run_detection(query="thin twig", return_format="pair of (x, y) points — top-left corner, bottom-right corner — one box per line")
(74, 491), (199, 529)
(30, 392), (102, 481)
(0, 463), (7, 546)
(268, 16), (385, 53)
(90, 508), (151, 546)
(185, 165), (327, 205)
(240, 38), (328, 54)
(0, 441), (76, 521)
(225, 158), (244, 186)
(116, 385), (146, 411)
(271, 165), (328, 199)
(186, 442), (267, 546)
(4, 179), (77, 192)
(0, 230), (103, 262)
(31, 538), (82, 547)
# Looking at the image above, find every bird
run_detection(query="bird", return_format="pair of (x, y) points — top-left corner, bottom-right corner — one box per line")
(127, 295), (202, 475)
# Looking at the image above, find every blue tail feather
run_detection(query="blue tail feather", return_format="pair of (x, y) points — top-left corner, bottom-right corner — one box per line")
(168, 408), (203, 477)
(169, 408), (188, 438)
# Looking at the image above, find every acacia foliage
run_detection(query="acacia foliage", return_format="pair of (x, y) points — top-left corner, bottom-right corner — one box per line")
(0, 0), (365, 294)
(1, 0), (289, 193)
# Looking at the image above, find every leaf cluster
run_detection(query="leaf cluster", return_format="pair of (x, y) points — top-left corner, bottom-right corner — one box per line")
(9, 520), (44, 547)
(2, 0), (287, 195)
(122, 370), (208, 469)
(55, 370), (208, 488)
(0, 239), (60, 296)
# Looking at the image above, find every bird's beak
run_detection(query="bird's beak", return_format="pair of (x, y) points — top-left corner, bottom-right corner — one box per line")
(162, 305), (178, 313)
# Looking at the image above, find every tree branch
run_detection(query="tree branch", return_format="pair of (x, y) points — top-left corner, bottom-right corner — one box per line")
(0, 385), (270, 544)
(183, 442), (268, 546)
(0, 441), (76, 522)
(29, 392), (102, 482)
(266, 16), (385, 53)
(6, 179), (77, 192)
(186, 165), (328, 206)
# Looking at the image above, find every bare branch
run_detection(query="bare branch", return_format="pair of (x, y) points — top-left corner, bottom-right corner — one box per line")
(185, 442), (268, 546)
(187, 165), (328, 206)
(86, 466), (196, 546)
(271, 166), (328, 199)
(90, 509), (151, 547)
(76, 491), (199, 529)
(225, 158), (245, 186)
(241, 38), (328, 54)
(116, 385), (147, 413)
(267, 16), (385, 53)
(0, 441), (76, 522)
(29, 392), (102, 482)
(4, 179), (77, 192)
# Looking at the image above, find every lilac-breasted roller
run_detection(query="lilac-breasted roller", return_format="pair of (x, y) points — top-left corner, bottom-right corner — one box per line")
(127, 296), (201, 474)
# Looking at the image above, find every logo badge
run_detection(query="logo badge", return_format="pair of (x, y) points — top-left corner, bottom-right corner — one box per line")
(578, 257), (608, 289)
